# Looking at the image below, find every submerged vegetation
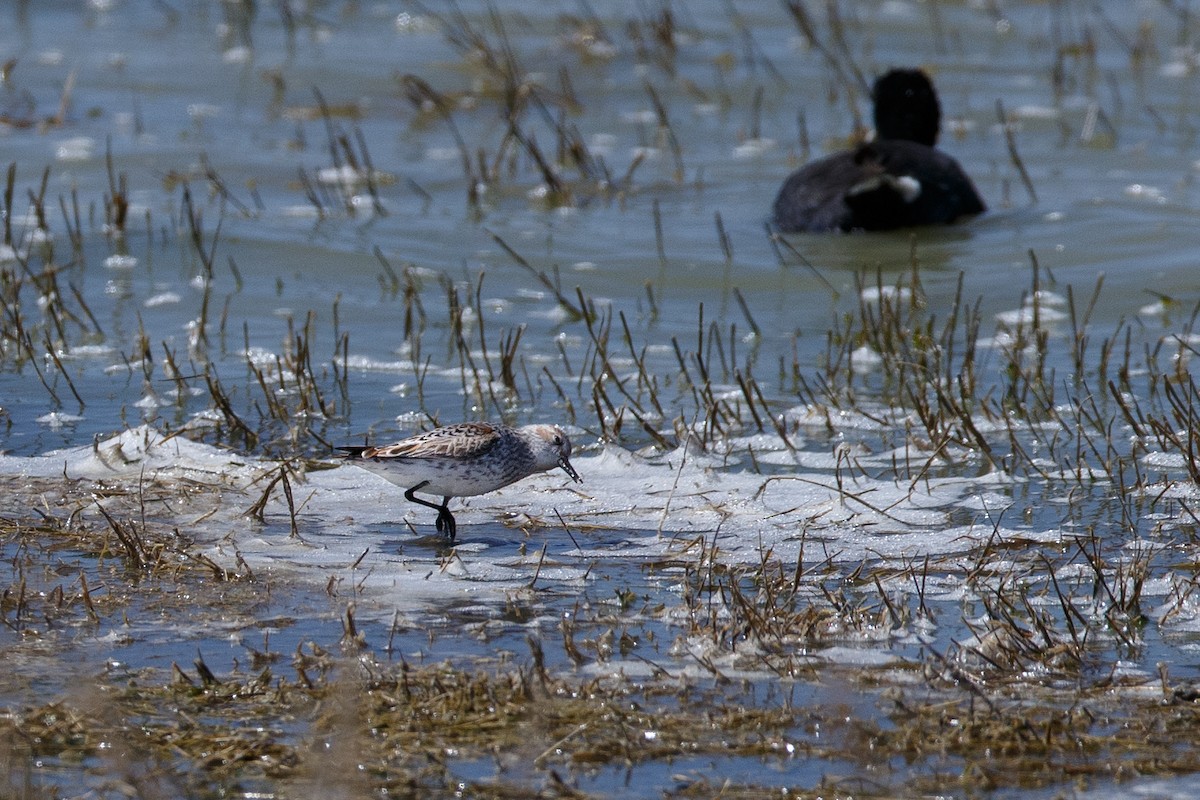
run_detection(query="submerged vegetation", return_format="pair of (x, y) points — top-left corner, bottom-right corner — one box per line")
(2, 458), (1200, 797)
(2, 0), (1200, 797)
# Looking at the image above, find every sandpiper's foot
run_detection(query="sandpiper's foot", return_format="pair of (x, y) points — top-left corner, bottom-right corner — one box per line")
(435, 506), (457, 543)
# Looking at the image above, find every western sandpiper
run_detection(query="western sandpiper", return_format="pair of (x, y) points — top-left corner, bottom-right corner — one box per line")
(337, 422), (582, 542)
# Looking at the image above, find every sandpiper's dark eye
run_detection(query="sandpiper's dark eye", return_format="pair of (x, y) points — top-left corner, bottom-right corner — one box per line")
(553, 435), (563, 446)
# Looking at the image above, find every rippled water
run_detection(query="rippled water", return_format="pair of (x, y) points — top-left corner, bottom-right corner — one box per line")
(3, 1), (1200, 796)
(2, 1), (1196, 455)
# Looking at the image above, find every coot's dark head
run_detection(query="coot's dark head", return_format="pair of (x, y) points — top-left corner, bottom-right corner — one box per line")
(872, 69), (940, 147)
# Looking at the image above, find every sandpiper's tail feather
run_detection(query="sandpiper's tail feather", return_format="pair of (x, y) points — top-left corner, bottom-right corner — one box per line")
(336, 446), (372, 460)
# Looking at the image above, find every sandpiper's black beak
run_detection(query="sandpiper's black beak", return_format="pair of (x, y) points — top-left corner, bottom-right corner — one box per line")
(559, 456), (582, 484)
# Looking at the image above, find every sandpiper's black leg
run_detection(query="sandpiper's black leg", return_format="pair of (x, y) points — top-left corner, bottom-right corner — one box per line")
(405, 483), (457, 541)
(435, 498), (456, 543)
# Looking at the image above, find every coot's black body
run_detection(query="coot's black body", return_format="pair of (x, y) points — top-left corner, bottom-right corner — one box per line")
(772, 69), (985, 233)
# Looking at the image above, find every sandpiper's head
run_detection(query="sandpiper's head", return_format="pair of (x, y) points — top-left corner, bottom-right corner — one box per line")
(872, 68), (941, 147)
(528, 424), (582, 484)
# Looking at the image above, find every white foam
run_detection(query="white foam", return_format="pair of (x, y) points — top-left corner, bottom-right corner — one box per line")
(144, 291), (181, 307)
(104, 254), (138, 269)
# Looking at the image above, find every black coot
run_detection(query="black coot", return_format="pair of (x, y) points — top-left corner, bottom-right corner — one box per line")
(772, 69), (985, 233)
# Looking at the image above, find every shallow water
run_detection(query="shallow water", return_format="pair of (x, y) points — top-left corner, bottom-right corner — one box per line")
(3, 1), (1200, 796)
(3, 1), (1197, 455)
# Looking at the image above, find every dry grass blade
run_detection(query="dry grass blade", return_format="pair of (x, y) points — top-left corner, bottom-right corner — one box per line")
(486, 229), (584, 318)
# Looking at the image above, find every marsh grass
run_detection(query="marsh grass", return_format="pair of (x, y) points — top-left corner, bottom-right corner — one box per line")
(4, 471), (1200, 798)
(6, 131), (1200, 796)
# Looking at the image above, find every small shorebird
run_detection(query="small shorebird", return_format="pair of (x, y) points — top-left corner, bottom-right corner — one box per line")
(337, 422), (582, 542)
